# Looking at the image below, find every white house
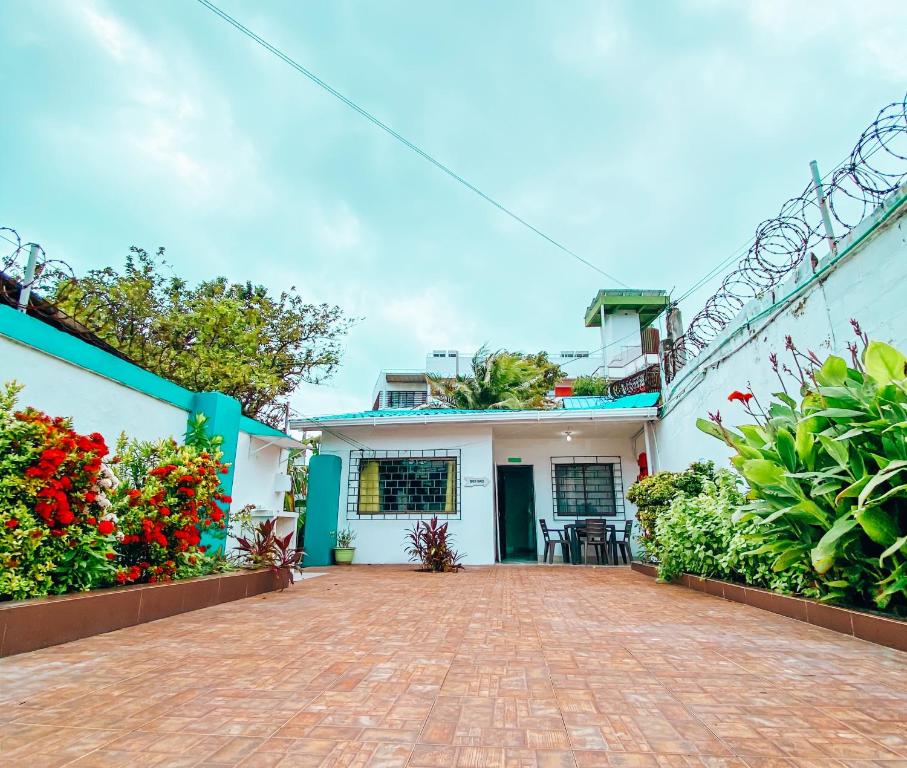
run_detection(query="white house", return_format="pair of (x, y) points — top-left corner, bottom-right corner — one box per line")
(307, 395), (658, 565)
(296, 289), (669, 566)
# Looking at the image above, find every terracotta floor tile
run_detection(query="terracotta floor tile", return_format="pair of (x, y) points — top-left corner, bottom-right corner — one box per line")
(0, 566), (904, 768)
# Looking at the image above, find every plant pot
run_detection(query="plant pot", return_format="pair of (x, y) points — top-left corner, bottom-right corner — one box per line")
(333, 547), (356, 565)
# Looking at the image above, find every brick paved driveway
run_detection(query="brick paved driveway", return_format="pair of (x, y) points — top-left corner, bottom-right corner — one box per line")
(1, 566), (906, 768)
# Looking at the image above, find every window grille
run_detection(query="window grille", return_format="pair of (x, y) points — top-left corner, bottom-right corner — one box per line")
(550, 456), (625, 518)
(384, 390), (427, 409)
(348, 449), (461, 520)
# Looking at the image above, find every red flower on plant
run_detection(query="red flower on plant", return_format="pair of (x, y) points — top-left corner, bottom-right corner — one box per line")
(97, 520), (115, 535)
(5, 519), (18, 529)
(727, 390), (754, 404)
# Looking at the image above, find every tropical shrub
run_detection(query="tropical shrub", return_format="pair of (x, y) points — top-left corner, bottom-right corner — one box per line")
(234, 518), (302, 585)
(110, 420), (230, 585)
(627, 461), (716, 560)
(429, 348), (563, 410)
(404, 516), (463, 572)
(1, 382), (118, 599)
(699, 325), (907, 613)
(571, 375), (610, 396)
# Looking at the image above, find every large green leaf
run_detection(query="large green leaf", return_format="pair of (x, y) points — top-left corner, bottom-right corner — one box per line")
(696, 418), (726, 442)
(741, 459), (785, 487)
(857, 460), (907, 508)
(815, 355), (847, 387)
(880, 535), (907, 563)
(854, 507), (899, 547)
(775, 428), (797, 472)
(810, 514), (857, 574)
(794, 419), (815, 463)
(818, 435), (849, 470)
(864, 341), (907, 386)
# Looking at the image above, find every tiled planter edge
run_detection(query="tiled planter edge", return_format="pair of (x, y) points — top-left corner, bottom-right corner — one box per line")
(0, 568), (291, 657)
(630, 561), (906, 653)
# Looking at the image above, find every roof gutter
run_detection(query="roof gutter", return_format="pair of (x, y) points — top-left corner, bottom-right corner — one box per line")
(311, 407), (659, 429)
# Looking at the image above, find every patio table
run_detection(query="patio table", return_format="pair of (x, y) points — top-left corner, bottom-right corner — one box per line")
(564, 521), (618, 565)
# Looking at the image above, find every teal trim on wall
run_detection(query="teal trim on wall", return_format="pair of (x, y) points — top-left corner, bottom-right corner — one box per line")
(0, 304), (196, 411)
(238, 414), (292, 439)
(192, 392), (241, 554)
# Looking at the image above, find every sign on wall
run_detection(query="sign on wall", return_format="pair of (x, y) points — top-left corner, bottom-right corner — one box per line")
(464, 476), (489, 487)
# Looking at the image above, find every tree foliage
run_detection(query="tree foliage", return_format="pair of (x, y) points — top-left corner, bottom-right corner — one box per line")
(429, 348), (563, 410)
(571, 375), (611, 396)
(54, 248), (351, 424)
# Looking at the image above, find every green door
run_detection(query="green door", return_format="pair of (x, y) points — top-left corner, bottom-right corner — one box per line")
(497, 465), (537, 562)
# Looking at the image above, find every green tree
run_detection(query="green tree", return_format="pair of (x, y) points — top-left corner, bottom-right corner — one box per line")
(429, 348), (563, 410)
(54, 248), (351, 424)
(571, 375), (611, 396)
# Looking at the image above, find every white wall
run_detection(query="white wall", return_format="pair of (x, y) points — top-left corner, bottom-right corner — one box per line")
(656, 193), (907, 471)
(227, 431), (291, 549)
(0, 336), (188, 443)
(492, 435), (640, 559)
(320, 424), (496, 565)
(231, 432), (286, 512)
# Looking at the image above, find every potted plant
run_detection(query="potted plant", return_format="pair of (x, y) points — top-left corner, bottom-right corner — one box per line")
(331, 527), (357, 565)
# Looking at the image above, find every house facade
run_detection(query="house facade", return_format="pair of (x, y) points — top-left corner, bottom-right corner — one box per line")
(297, 289), (669, 566)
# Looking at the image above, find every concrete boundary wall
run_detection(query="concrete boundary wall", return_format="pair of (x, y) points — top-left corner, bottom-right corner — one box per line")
(655, 188), (907, 471)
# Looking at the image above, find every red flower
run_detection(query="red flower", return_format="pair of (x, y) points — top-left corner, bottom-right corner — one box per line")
(106, 552), (116, 560)
(97, 520), (115, 535)
(56, 508), (75, 526)
(5, 519), (19, 529)
(727, 390), (754, 404)
(220, 494), (232, 504)
(84, 491), (97, 503)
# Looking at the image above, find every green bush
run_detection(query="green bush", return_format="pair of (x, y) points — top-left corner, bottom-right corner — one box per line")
(627, 461), (716, 560)
(655, 470), (814, 595)
(571, 375), (610, 396)
(698, 329), (907, 613)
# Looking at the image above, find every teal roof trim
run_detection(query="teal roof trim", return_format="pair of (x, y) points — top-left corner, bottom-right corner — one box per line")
(310, 392), (659, 422)
(239, 415), (295, 440)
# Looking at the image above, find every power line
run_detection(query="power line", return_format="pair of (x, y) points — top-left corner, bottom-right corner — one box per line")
(193, 0), (629, 288)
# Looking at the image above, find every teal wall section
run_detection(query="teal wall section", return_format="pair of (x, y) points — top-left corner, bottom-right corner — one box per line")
(191, 392), (242, 554)
(304, 454), (342, 567)
(0, 304), (195, 410)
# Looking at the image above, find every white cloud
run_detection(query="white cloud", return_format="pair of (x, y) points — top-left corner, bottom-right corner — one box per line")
(58, 1), (268, 211)
(379, 288), (479, 352)
(316, 203), (364, 251)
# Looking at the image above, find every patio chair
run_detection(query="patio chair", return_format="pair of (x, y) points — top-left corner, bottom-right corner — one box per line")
(539, 519), (570, 564)
(582, 519), (609, 565)
(615, 519), (633, 564)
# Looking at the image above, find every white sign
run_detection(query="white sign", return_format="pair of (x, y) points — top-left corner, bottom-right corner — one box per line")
(464, 476), (489, 487)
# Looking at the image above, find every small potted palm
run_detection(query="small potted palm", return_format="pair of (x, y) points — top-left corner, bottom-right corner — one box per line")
(331, 527), (357, 565)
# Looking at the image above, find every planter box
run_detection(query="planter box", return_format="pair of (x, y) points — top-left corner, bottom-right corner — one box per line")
(0, 569), (291, 658)
(630, 561), (907, 653)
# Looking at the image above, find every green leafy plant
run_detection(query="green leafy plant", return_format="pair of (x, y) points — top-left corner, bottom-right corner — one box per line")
(404, 516), (463, 572)
(627, 461), (716, 560)
(332, 527), (356, 548)
(429, 348), (563, 410)
(1, 382), (118, 600)
(698, 322), (907, 613)
(571, 375), (611, 396)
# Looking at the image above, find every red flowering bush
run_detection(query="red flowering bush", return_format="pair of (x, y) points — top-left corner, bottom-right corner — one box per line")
(110, 419), (230, 585)
(1, 383), (118, 600)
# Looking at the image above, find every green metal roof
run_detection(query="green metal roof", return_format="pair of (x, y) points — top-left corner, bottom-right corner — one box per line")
(308, 392), (659, 422)
(239, 415), (295, 439)
(584, 289), (670, 329)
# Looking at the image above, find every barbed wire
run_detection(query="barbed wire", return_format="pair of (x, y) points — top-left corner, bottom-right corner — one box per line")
(665, 92), (907, 382)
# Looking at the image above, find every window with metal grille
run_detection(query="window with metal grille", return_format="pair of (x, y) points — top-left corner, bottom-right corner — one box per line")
(348, 449), (461, 519)
(385, 390), (427, 408)
(551, 457), (624, 518)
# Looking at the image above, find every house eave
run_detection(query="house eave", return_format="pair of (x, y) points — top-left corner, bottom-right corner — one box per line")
(306, 407), (658, 429)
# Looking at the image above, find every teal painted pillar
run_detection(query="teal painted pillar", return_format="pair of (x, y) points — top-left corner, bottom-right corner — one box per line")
(304, 454), (341, 566)
(190, 392), (241, 554)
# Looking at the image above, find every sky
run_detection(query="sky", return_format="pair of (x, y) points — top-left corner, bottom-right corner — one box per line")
(1, 0), (905, 418)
